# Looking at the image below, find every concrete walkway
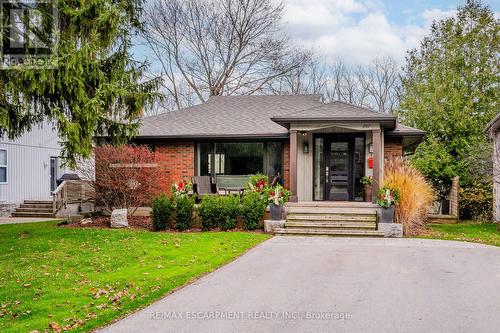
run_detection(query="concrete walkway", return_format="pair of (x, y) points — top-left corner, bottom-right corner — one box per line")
(100, 237), (500, 333)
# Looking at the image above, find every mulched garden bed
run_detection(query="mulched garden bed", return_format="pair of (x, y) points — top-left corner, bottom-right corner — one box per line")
(63, 216), (264, 233)
(64, 216), (153, 230)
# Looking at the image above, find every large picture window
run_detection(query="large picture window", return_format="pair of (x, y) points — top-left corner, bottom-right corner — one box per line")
(196, 142), (284, 180)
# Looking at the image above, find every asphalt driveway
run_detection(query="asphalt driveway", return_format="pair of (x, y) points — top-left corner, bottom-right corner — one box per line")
(100, 237), (500, 333)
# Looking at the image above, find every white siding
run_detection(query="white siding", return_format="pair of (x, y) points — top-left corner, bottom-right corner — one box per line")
(0, 122), (69, 204)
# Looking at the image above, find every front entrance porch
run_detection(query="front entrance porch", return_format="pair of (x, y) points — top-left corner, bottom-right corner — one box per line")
(288, 124), (383, 203)
(313, 134), (365, 201)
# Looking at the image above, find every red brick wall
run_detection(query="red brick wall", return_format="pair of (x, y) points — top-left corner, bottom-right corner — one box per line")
(384, 138), (403, 160)
(283, 142), (290, 189)
(155, 142), (195, 193)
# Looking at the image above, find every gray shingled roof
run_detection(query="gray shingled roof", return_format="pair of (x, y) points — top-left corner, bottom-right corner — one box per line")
(386, 123), (426, 137)
(138, 95), (323, 138)
(137, 95), (423, 139)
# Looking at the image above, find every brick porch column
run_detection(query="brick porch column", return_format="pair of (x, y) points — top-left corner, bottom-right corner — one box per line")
(372, 129), (382, 203)
(289, 130), (298, 202)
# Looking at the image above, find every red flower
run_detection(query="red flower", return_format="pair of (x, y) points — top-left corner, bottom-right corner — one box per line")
(178, 181), (184, 189)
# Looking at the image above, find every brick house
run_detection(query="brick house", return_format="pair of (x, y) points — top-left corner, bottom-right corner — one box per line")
(486, 113), (500, 222)
(132, 95), (425, 202)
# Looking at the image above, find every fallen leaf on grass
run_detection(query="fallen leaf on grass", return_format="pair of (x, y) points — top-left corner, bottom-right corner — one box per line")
(62, 318), (85, 331)
(49, 321), (61, 332)
(23, 284), (32, 287)
(96, 303), (107, 310)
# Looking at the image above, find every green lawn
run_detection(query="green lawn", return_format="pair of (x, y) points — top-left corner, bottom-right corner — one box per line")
(0, 221), (270, 333)
(417, 221), (500, 247)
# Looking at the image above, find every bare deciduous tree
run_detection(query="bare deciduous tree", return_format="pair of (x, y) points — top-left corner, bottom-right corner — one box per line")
(266, 57), (328, 96)
(357, 57), (401, 113)
(143, 0), (311, 110)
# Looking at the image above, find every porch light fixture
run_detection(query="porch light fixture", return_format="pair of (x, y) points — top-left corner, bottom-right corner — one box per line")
(303, 141), (309, 154)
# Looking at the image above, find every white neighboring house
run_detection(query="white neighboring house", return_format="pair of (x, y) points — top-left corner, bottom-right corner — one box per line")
(0, 122), (71, 215)
(486, 113), (500, 223)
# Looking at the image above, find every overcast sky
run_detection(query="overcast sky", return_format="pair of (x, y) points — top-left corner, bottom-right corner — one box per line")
(134, 0), (500, 69)
(282, 0), (499, 65)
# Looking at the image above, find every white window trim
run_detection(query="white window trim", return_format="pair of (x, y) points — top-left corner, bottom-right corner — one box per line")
(0, 148), (6, 184)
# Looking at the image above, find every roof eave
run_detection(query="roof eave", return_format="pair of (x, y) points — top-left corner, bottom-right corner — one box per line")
(131, 133), (290, 141)
(485, 114), (500, 136)
(271, 117), (397, 129)
(385, 130), (426, 138)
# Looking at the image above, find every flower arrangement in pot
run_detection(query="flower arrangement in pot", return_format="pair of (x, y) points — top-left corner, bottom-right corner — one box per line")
(247, 173), (268, 193)
(360, 176), (373, 202)
(376, 187), (400, 223)
(267, 184), (291, 221)
(171, 178), (193, 197)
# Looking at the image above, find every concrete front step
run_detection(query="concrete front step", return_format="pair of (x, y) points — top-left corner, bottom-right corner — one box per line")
(20, 203), (53, 209)
(274, 228), (384, 237)
(285, 221), (377, 230)
(287, 214), (376, 222)
(287, 207), (378, 215)
(11, 212), (56, 218)
(15, 207), (54, 213)
(23, 200), (53, 205)
(286, 201), (377, 208)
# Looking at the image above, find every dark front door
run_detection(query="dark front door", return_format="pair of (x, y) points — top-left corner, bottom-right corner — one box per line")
(325, 138), (355, 201)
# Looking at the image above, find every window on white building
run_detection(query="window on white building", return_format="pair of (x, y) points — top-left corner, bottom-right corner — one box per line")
(0, 149), (7, 183)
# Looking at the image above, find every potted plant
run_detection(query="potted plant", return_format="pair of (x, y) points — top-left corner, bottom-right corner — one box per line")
(171, 178), (193, 197)
(376, 187), (399, 223)
(360, 176), (373, 202)
(267, 184), (291, 221)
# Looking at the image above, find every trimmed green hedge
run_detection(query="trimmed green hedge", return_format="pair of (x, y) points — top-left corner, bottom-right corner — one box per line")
(151, 194), (174, 230)
(241, 192), (267, 230)
(174, 195), (195, 231)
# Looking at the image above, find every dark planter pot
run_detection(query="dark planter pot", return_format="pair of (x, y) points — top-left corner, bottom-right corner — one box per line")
(269, 203), (283, 221)
(380, 205), (395, 223)
(364, 185), (373, 202)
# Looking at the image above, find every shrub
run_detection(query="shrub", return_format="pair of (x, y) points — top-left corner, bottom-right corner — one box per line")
(87, 144), (170, 215)
(199, 195), (221, 230)
(219, 195), (241, 230)
(151, 194), (174, 230)
(384, 158), (436, 235)
(241, 192), (267, 230)
(459, 183), (493, 221)
(174, 195), (195, 231)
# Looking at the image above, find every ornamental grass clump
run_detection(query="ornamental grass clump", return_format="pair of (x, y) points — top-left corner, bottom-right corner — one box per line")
(384, 158), (436, 235)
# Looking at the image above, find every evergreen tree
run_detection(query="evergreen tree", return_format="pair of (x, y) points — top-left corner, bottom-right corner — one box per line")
(0, 0), (158, 166)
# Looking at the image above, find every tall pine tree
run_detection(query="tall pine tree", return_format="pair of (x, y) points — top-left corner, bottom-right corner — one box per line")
(0, 0), (158, 166)
(398, 0), (499, 197)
